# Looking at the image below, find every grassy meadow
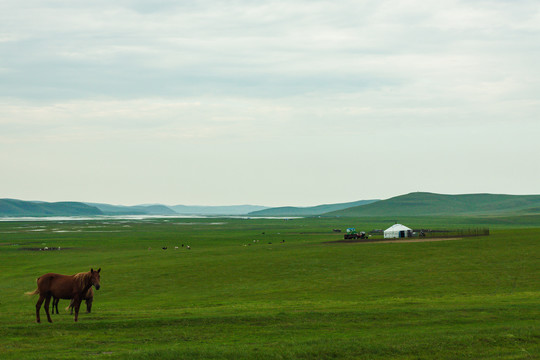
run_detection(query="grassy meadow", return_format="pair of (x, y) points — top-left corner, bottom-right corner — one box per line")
(0, 216), (538, 359)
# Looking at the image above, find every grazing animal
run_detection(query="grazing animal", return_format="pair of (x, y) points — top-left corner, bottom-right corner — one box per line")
(51, 286), (94, 315)
(26, 268), (101, 323)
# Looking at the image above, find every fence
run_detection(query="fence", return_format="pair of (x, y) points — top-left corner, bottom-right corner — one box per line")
(415, 228), (490, 238)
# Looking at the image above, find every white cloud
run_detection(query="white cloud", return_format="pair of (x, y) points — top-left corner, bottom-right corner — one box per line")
(1, 0), (539, 204)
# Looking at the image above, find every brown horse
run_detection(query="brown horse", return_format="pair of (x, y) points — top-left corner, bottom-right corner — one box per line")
(52, 287), (94, 315)
(26, 268), (101, 323)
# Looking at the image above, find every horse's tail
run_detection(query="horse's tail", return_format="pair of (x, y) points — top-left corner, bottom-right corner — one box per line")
(25, 275), (43, 296)
(66, 298), (75, 312)
(25, 288), (39, 296)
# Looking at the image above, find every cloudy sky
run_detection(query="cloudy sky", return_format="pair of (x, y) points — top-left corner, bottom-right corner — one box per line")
(1, 0), (539, 206)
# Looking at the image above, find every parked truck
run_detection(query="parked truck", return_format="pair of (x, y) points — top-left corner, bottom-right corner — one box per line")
(344, 228), (367, 240)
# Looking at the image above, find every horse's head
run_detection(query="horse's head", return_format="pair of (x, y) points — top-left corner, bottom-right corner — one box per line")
(90, 268), (101, 290)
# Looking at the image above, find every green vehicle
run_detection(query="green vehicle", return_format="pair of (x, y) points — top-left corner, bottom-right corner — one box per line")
(344, 228), (367, 240)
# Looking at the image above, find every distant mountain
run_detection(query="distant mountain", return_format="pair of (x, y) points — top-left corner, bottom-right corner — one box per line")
(326, 192), (540, 217)
(0, 199), (103, 217)
(87, 203), (177, 215)
(170, 205), (268, 216)
(0, 199), (263, 217)
(248, 200), (379, 217)
(135, 205), (177, 215)
(5, 193), (538, 218)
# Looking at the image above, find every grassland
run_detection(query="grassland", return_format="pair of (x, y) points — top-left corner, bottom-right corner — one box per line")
(0, 216), (538, 359)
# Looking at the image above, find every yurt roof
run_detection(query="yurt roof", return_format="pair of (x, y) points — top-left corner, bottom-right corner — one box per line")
(384, 224), (412, 232)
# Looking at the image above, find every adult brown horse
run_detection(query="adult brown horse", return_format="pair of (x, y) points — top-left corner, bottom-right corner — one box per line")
(51, 287), (94, 315)
(26, 268), (101, 323)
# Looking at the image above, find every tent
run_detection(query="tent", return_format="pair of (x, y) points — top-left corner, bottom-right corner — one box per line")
(384, 224), (413, 239)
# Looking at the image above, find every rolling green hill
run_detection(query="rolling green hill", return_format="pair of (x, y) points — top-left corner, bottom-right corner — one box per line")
(0, 199), (103, 217)
(248, 200), (379, 217)
(326, 192), (540, 217)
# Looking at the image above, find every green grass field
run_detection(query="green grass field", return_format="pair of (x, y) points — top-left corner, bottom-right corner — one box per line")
(0, 217), (538, 359)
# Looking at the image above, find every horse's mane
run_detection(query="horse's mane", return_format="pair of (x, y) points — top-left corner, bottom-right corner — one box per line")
(73, 271), (92, 290)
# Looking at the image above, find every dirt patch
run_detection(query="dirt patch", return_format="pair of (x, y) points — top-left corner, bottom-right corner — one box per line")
(325, 237), (463, 245)
(374, 237), (463, 244)
(0, 241), (41, 246)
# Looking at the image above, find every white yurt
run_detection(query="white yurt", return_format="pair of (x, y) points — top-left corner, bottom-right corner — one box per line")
(384, 224), (413, 239)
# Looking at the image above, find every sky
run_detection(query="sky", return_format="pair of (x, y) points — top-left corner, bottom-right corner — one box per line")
(1, 0), (539, 207)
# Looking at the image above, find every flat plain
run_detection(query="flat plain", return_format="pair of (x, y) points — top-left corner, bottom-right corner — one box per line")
(0, 216), (538, 359)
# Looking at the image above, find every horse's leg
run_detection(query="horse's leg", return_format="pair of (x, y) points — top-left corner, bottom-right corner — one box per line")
(52, 297), (58, 314)
(69, 299), (74, 315)
(73, 298), (81, 322)
(86, 298), (92, 313)
(44, 295), (52, 323)
(35, 295), (45, 323)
